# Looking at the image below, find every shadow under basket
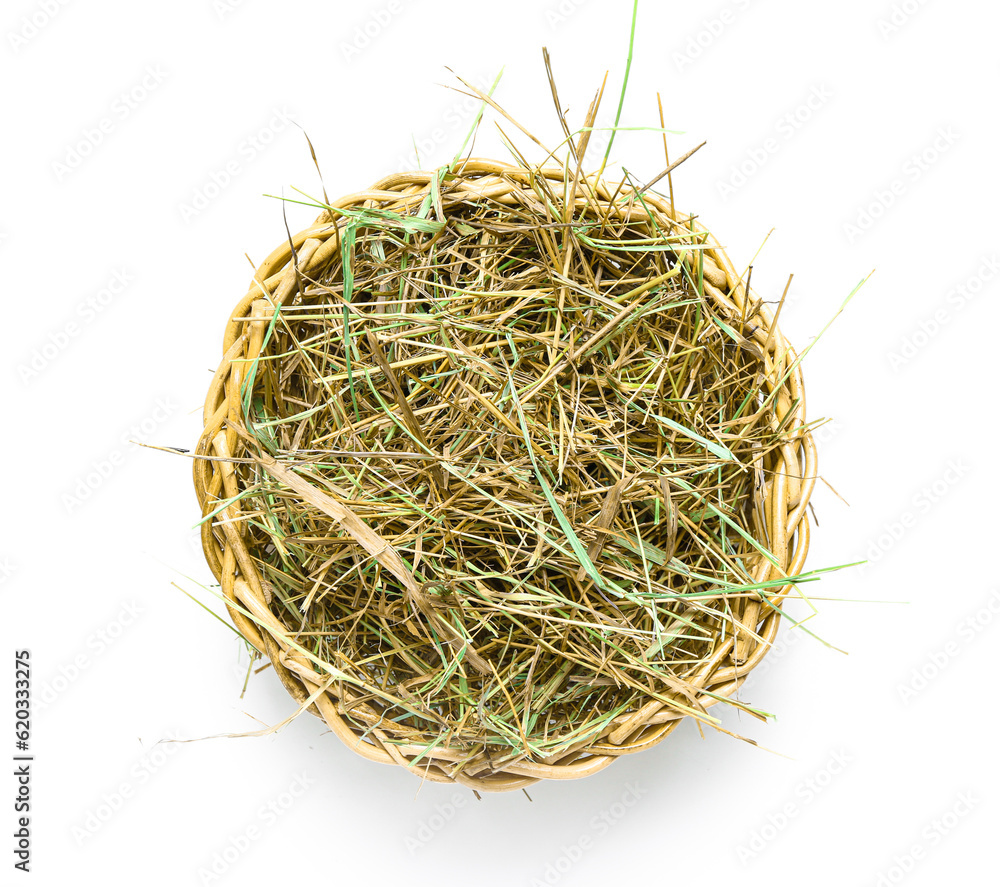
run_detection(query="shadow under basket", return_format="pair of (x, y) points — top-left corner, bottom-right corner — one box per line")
(193, 159), (815, 792)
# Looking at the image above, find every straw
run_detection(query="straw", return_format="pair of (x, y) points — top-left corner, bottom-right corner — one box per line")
(191, 58), (823, 793)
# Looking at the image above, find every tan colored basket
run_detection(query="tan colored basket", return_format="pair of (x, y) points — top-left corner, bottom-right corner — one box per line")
(193, 159), (814, 792)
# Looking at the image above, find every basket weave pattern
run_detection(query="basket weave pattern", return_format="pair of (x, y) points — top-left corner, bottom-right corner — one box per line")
(193, 160), (815, 791)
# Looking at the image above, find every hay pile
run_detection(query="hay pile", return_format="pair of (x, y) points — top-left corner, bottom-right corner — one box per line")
(193, 97), (817, 792)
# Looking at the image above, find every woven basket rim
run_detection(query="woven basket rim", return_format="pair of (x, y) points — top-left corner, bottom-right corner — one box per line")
(193, 158), (815, 792)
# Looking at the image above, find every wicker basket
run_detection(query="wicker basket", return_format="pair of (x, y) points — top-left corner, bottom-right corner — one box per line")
(193, 159), (814, 792)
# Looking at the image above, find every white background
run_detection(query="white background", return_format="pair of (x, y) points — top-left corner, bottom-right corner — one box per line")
(3, 0), (997, 884)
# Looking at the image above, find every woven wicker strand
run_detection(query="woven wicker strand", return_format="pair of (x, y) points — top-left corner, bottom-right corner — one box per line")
(193, 159), (814, 792)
